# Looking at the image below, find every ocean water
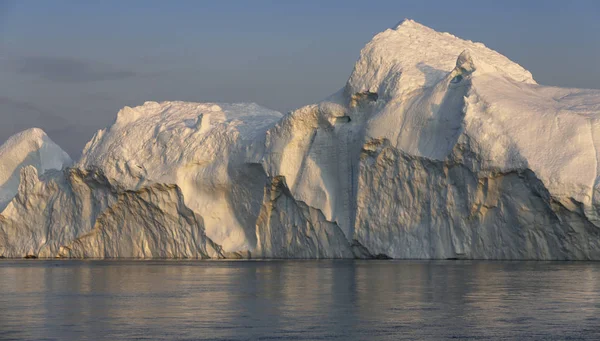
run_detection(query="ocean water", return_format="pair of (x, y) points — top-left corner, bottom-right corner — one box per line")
(0, 260), (599, 340)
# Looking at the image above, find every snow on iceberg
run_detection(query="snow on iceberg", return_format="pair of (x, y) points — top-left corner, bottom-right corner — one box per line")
(78, 101), (283, 253)
(0, 128), (72, 211)
(2, 19), (600, 259)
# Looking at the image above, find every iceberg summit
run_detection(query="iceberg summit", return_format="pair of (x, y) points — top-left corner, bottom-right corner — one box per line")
(2, 20), (600, 259)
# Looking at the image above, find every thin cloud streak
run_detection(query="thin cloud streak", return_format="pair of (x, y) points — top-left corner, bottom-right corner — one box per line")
(14, 56), (137, 83)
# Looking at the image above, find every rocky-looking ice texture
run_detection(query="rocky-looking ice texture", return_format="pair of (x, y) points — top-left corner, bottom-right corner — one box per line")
(57, 183), (223, 259)
(254, 176), (357, 259)
(2, 19), (600, 259)
(0, 166), (223, 258)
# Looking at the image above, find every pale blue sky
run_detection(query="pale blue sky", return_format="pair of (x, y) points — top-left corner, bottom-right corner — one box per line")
(1, 0), (599, 155)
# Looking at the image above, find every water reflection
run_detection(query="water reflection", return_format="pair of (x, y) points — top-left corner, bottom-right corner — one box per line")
(0, 260), (599, 340)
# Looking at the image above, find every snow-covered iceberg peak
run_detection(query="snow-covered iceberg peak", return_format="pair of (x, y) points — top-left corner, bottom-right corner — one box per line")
(78, 101), (283, 253)
(262, 19), (600, 260)
(347, 19), (536, 101)
(0, 128), (72, 210)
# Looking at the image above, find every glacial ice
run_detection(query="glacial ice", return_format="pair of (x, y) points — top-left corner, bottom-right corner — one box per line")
(0, 128), (72, 211)
(77, 102), (283, 252)
(2, 19), (600, 259)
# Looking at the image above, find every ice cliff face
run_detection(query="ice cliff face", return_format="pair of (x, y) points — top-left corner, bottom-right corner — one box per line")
(0, 166), (223, 258)
(2, 19), (600, 259)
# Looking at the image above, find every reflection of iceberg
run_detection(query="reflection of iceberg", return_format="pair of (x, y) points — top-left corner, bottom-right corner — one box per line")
(3, 261), (599, 339)
(3, 20), (600, 259)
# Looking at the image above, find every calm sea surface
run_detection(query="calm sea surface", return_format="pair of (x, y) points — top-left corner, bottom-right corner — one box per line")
(0, 260), (599, 340)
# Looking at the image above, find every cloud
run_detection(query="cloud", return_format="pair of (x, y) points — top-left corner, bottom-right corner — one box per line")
(14, 56), (137, 83)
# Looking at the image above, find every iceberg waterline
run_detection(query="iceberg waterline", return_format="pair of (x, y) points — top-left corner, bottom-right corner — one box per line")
(2, 20), (600, 259)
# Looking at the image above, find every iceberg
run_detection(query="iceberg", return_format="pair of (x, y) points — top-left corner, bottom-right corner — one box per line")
(2, 20), (600, 259)
(0, 128), (72, 211)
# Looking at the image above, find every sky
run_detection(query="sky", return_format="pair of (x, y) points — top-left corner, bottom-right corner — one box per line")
(1, 0), (599, 156)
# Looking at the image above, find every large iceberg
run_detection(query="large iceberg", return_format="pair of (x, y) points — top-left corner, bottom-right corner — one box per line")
(2, 20), (600, 259)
